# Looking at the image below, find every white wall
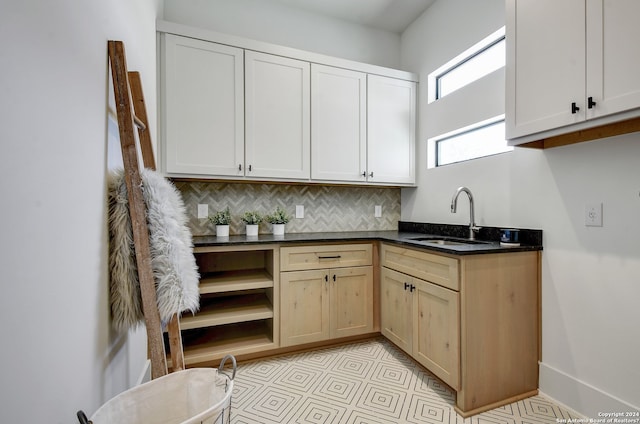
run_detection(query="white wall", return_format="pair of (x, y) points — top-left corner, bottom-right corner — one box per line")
(163, 0), (401, 69)
(0, 0), (162, 422)
(401, 0), (640, 417)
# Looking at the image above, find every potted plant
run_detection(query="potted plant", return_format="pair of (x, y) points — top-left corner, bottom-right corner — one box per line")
(241, 211), (263, 237)
(208, 207), (231, 237)
(266, 206), (290, 236)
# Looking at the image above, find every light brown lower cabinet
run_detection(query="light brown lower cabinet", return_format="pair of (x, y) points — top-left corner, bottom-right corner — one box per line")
(380, 243), (539, 417)
(381, 267), (460, 389)
(280, 244), (374, 347)
(173, 244), (280, 367)
(180, 240), (538, 418)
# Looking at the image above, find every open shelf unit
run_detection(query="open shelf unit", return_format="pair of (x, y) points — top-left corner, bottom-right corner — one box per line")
(170, 244), (279, 367)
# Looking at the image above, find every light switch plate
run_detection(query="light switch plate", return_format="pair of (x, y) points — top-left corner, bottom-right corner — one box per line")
(584, 203), (603, 227)
(197, 204), (208, 219)
(374, 205), (382, 218)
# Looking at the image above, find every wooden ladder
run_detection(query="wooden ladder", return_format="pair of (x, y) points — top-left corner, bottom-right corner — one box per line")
(107, 40), (185, 379)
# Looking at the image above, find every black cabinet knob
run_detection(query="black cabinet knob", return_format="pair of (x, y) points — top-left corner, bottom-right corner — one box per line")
(588, 97), (597, 109)
(571, 102), (580, 114)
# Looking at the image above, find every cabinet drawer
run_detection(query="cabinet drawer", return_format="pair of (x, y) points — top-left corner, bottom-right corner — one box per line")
(281, 243), (372, 271)
(381, 243), (459, 291)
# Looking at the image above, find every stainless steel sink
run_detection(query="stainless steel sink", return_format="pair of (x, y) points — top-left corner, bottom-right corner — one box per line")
(409, 236), (489, 245)
(423, 239), (468, 245)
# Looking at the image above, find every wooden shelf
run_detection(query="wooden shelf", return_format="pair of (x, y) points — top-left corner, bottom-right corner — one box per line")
(173, 244), (280, 367)
(178, 321), (276, 366)
(180, 293), (273, 330)
(199, 269), (273, 294)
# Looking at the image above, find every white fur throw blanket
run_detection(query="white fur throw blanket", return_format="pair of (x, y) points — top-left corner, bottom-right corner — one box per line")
(108, 168), (199, 332)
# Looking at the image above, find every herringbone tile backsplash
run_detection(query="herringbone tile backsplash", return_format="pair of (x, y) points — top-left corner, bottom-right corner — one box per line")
(175, 181), (400, 236)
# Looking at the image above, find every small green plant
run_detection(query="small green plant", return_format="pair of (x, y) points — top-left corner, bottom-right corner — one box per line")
(208, 207), (231, 226)
(241, 211), (263, 225)
(266, 206), (290, 224)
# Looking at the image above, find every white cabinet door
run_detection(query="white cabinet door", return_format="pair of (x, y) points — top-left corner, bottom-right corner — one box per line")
(367, 75), (416, 185)
(311, 64), (367, 182)
(161, 34), (244, 176)
(245, 51), (310, 180)
(507, 0), (640, 143)
(586, 0), (640, 120)
(506, 0), (586, 139)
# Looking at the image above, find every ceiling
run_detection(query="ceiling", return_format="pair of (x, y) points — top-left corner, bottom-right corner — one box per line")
(265, 0), (436, 33)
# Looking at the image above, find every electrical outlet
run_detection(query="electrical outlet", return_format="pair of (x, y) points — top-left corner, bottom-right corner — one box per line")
(197, 204), (208, 219)
(374, 205), (382, 218)
(295, 205), (304, 219)
(584, 203), (603, 227)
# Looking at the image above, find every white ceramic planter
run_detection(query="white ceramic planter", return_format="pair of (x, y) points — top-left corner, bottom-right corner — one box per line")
(272, 223), (285, 236)
(216, 225), (230, 237)
(246, 224), (259, 237)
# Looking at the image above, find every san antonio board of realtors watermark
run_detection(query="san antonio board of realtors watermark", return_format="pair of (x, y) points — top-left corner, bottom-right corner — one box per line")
(557, 411), (639, 423)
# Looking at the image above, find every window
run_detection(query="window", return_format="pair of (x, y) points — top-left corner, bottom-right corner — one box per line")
(428, 27), (505, 102)
(427, 27), (510, 167)
(436, 38), (505, 99)
(431, 117), (512, 167)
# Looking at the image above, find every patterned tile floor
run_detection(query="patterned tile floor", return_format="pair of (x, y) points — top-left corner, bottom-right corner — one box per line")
(230, 338), (581, 423)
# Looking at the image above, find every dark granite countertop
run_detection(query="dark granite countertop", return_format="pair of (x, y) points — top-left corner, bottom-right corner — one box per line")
(192, 223), (543, 256)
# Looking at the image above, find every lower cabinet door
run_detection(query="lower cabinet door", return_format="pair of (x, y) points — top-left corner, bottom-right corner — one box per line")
(413, 278), (460, 390)
(280, 269), (330, 346)
(331, 266), (373, 338)
(380, 267), (413, 354)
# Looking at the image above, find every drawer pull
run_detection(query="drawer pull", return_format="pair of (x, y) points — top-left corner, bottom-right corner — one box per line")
(318, 255), (341, 259)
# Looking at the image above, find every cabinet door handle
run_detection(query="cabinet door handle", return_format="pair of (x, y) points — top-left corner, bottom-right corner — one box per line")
(361, 171), (366, 177)
(318, 255), (341, 259)
(404, 282), (410, 290)
(410, 284), (416, 292)
(571, 102), (580, 114)
(332, 274), (336, 282)
(588, 97), (597, 109)
(324, 275), (328, 282)
(369, 172), (374, 178)
(248, 164), (252, 172)
(238, 164), (242, 171)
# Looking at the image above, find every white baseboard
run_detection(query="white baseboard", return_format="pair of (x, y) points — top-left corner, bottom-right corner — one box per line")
(539, 362), (639, 418)
(135, 359), (151, 386)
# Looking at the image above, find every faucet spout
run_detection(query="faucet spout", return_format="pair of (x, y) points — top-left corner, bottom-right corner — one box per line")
(450, 186), (479, 240)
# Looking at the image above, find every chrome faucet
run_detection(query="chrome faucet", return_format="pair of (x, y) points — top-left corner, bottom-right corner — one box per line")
(451, 186), (481, 240)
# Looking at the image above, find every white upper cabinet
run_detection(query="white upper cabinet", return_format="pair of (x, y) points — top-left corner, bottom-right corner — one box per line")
(506, 0), (585, 139)
(586, 0), (640, 120)
(311, 64), (367, 183)
(367, 75), (416, 185)
(506, 0), (640, 144)
(157, 24), (417, 184)
(160, 34), (244, 176)
(245, 51), (311, 180)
